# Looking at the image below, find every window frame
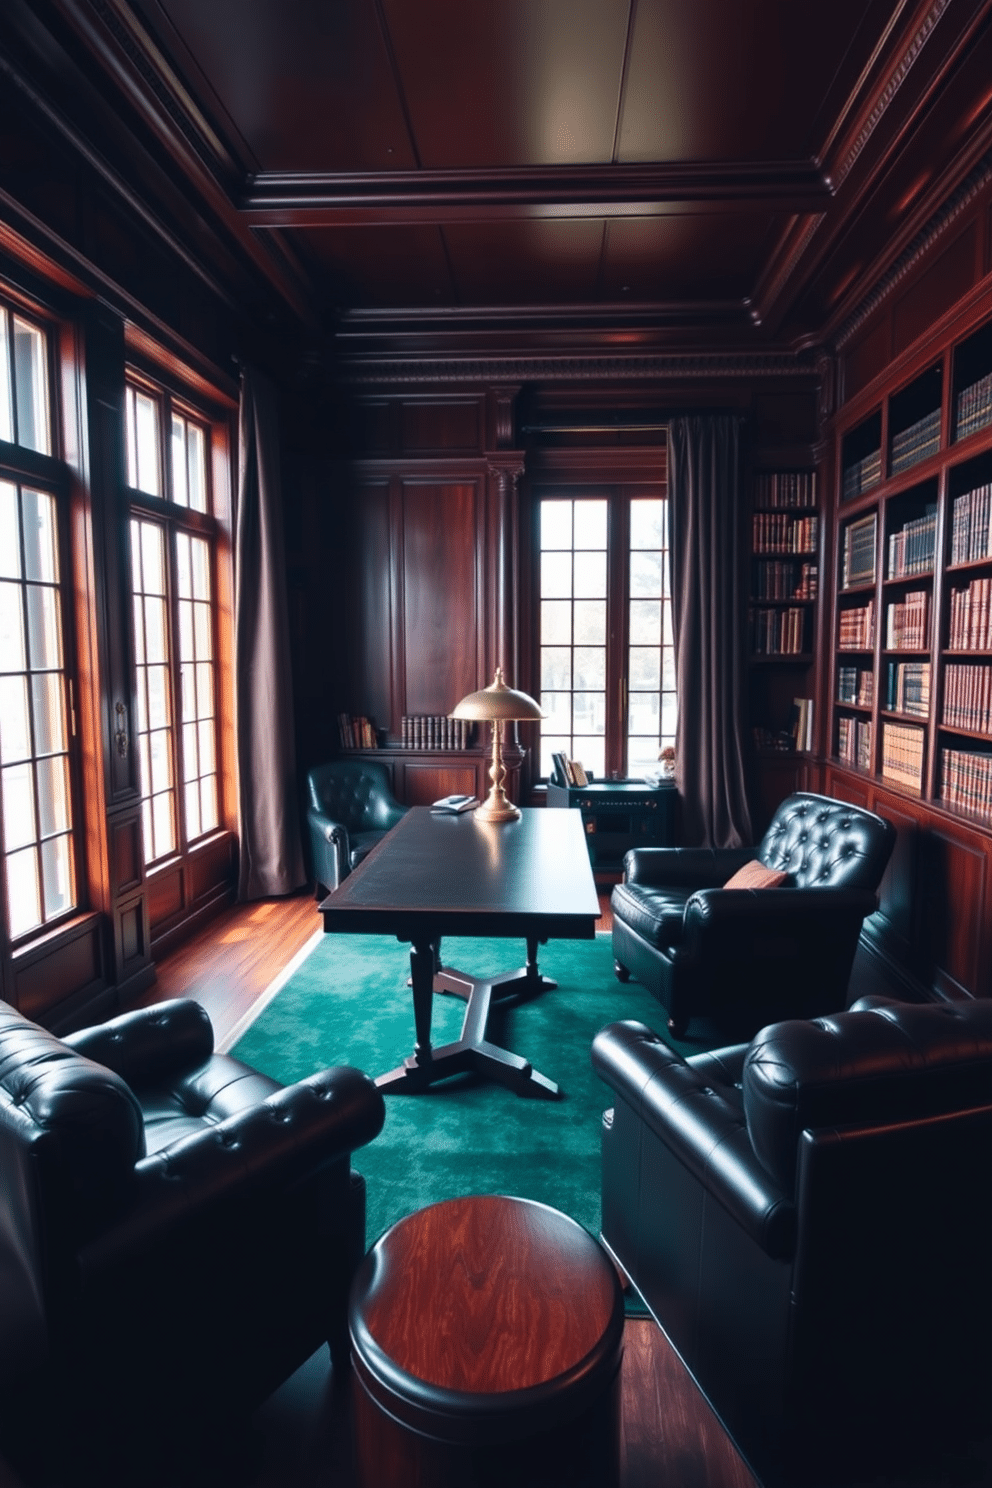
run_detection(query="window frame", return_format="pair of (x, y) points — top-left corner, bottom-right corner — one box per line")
(0, 290), (85, 951)
(124, 370), (225, 872)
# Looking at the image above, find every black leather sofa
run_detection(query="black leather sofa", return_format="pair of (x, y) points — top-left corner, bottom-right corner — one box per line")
(306, 758), (407, 894)
(592, 998), (992, 1483)
(611, 791), (896, 1036)
(0, 996), (385, 1484)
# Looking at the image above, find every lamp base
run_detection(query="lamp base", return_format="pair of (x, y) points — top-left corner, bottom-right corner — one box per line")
(475, 789), (521, 824)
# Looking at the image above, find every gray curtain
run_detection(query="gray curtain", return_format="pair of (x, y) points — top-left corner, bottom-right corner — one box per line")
(668, 415), (753, 849)
(234, 367), (306, 898)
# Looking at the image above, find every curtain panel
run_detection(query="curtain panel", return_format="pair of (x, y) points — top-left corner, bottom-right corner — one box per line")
(234, 368), (307, 898)
(668, 415), (753, 849)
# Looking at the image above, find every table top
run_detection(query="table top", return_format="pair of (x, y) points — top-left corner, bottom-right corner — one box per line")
(320, 806), (599, 941)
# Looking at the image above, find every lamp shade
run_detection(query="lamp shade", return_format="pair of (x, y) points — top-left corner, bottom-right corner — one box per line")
(450, 668), (545, 723)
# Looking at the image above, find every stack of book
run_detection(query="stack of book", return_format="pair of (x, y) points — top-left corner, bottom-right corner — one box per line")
(751, 513), (818, 554)
(942, 664), (992, 733)
(401, 716), (473, 749)
(948, 578), (992, 649)
(887, 661), (930, 717)
(338, 713), (378, 749)
(749, 607), (807, 655)
(950, 483), (992, 564)
(842, 449), (882, 500)
(887, 505), (937, 578)
(881, 721), (925, 792)
(838, 600), (875, 650)
(885, 591), (930, 650)
(890, 408), (941, 474)
(842, 514), (877, 587)
(956, 371), (992, 441)
(941, 748), (992, 821)
(791, 697), (814, 752)
(752, 560), (818, 599)
(754, 472), (817, 508)
(837, 666), (874, 705)
(837, 716), (872, 770)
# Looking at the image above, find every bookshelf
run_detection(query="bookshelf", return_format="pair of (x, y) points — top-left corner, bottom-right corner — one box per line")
(747, 468), (819, 819)
(828, 312), (992, 824)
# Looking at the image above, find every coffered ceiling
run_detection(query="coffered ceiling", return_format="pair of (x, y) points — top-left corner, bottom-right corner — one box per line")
(2, 0), (992, 359)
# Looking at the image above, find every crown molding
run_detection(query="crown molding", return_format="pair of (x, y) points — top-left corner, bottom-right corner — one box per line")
(337, 350), (819, 387)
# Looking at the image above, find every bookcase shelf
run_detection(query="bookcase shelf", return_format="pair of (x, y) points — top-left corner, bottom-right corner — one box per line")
(829, 309), (992, 826)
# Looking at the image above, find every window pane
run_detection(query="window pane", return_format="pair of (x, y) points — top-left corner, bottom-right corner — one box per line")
(540, 693), (572, 732)
(152, 791), (175, 857)
(147, 664), (170, 729)
(176, 533), (191, 599)
(573, 501), (607, 548)
(171, 416), (188, 506)
(629, 692), (660, 733)
(21, 489), (58, 583)
(182, 720), (198, 777)
(181, 661), (195, 718)
(573, 551), (606, 598)
(0, 483), (19, 578)
(540, 502), (572, 549)
(541, 735), (570, 777)
(541, 551), (572, 598)
(149, 729), (172, 792)
(132, 595), (146, 665)
(6, 845), (40, 939)
(178, 599), (193, 660)
(629, 599), (661, 645)
(630, 550), (662, 598)
(541, 647), (571, 690)
(31, 672), (65, 755)
(13, 317), (50, 456)
(0, 580), (26, 671)
(143, 597), (168, 663)
(184, 779), (200, 840)
(540, 600), (571, 645)
(195, 662), (213, 714)
(140, 523), (166, 595)
(187, 423), (207, 514)
(41, 834), (72, 920)
(2, 762), (36, 850)
(573, 692), (605, 734)
(37, 755), (70, 837)
(0, 675), (30, 760)
(25, 585), (61, 670)
(630, 499), (664, 549)
(199, 774), (218, 833)
(131, 390), (161, 495)
(193, 603), (212, 661)
(573, 646), (605, 689)
(197, 719), (215, 774)
(573, 737), (604, 778)
(0, 311), (12, 444)
(573, 600), (606, 645)
(191, 536), (210, 599)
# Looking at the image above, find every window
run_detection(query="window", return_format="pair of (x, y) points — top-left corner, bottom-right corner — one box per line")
(0, 301), (78, 941)
(125, 379), (220, 866)
(538, 493), (675, 780)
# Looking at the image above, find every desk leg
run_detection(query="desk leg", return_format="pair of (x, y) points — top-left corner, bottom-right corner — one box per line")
(410, 940), (435, 1064)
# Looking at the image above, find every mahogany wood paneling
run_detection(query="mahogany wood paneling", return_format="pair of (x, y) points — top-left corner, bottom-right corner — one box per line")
(869, 800), (919, 965)
(346, 482), (394, 735)
(918, 826), (989, 1000)
(892, 225), (978, 357)
(147, 863), (183, 932)
(110, 814), (142, 896)
(400, 397), (482, 453)
(401, 480), (482, 716)
(14, 917), (103, 1022)
(187, 833), (235, 905)
(118, 896), (146, 967)
(843, 319), (890, 404)
(399, 761), (485, 807)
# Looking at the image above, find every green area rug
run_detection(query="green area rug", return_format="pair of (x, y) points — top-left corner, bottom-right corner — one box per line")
(231, 931), (701, 1251)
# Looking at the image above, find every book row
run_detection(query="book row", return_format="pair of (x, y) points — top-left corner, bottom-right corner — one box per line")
(838, 600), (875, 651)
(886, 661), (930, 718)
(754, 471), (817, 509)
(837, 666), (874, 706)
(842, 514), (877, 587)
(948, 577), (992, 651)
(749, 606), (808, 655)
(881, 721), (925, 791)
(890, 408), (941, 476)
(338, 713), (378, 750)
(956, 371), (992, 442)
(887, 505), (936, 579)
(401, 715), (475, 750)
(940, 747), (992, 822)
(842, 449), (882, 501)
(751, 513), (818, 554)
(950, 483), (992, 565)
(752, 560), (818, 600)
(885, 590), (930, 651)
(942, 664), (992, 735)
(837, 716), (872, 770)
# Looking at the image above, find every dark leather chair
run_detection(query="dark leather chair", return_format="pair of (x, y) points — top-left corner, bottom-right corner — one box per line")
(0, 996), (385, 1484)
(592, 998), (992, 1484)
(611, 791), (896, 1037)
(306, 758), (407, 894)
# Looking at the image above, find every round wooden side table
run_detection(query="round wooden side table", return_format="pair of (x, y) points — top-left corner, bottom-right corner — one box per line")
(348, 1194), (624, 1488)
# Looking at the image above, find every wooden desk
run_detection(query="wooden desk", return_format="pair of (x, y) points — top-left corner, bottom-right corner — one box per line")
(320, 807), (599, 1097)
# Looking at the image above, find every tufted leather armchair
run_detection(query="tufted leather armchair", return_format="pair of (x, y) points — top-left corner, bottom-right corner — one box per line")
(593, 998), (992, 1483)
(0, 996), (385, 1484)
(306, 758), (407, 894)
(611, 791), (896, 1037)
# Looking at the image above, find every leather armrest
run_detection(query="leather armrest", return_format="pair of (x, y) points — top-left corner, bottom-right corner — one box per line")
(623, 846), (752, 888)
(65, 999), (213, 1090)
(307, 805), (349, 845)
(592, 1020), (795, 1258)
(77, 1065), (386, 1272)
(683, 885), (879, 944)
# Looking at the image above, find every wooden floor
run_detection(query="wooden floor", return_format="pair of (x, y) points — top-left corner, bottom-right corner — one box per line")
(144, 888), (757, 1488)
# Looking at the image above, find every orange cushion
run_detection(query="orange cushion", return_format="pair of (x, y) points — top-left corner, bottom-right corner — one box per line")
(723, 860), (790, 890)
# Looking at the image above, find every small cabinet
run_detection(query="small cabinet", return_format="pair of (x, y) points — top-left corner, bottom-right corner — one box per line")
(546, 779), (678, 873)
